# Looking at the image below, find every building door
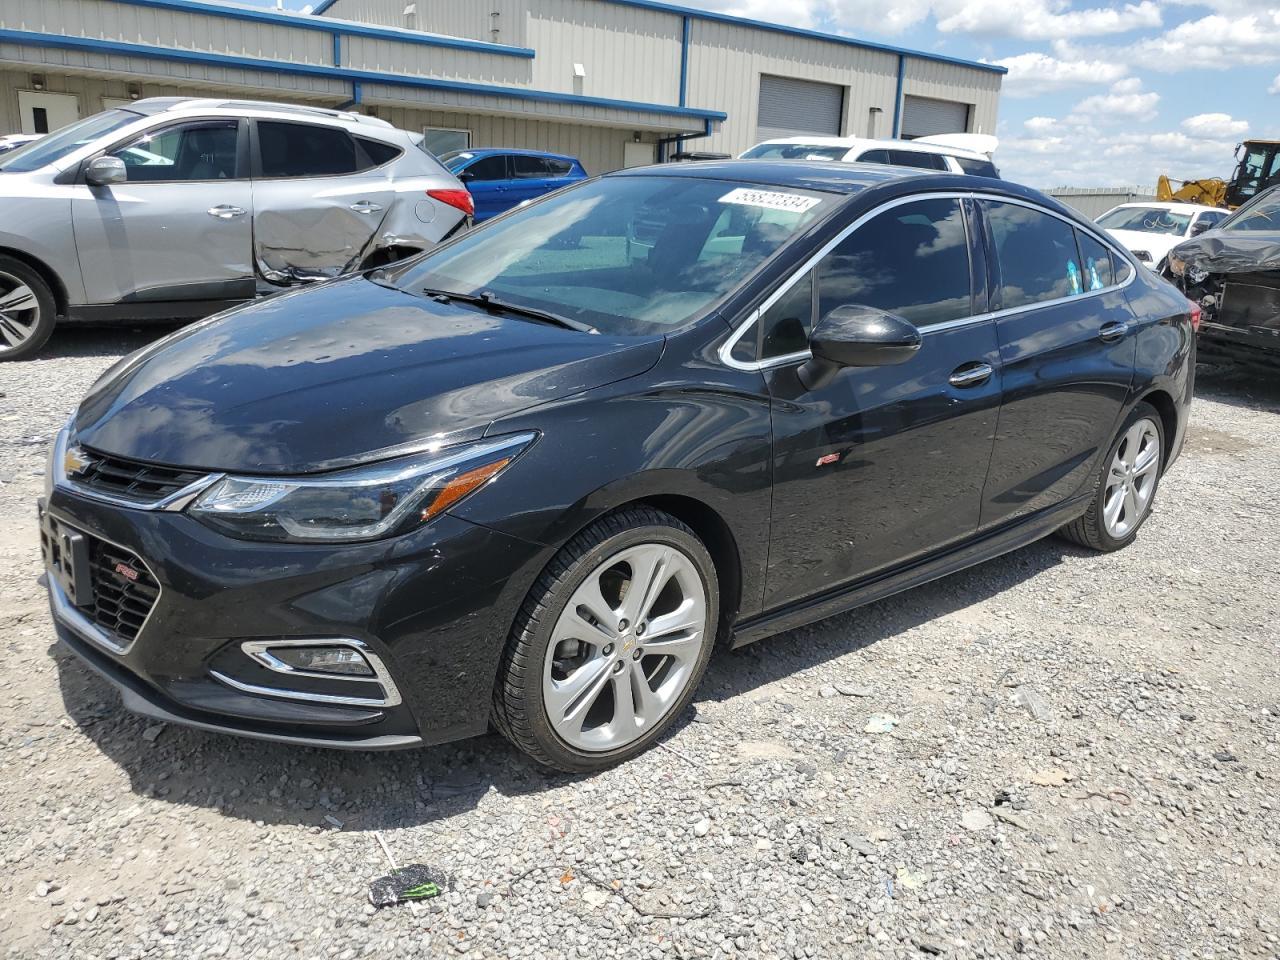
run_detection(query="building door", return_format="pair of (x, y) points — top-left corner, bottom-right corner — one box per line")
(900, 96), (969, 139)
(18, 91), (80, 135)
(756, 75), (844, 142)
(624, 141), (655, 168)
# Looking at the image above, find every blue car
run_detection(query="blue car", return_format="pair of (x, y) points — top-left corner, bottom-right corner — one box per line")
(440, 148), (588, 221)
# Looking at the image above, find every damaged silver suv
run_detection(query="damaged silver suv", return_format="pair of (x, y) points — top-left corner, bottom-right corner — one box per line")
(0, 97), (473, 360)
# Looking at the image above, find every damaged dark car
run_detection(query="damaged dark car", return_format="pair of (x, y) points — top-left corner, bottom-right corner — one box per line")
(1168, 185), (1280, 369)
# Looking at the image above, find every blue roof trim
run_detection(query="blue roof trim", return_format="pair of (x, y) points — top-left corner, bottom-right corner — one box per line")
(0, 30), (727, 123)
(114, 0), (535, 59)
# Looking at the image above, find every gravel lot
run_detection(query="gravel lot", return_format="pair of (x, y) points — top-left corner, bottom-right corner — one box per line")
(1, 329), (1278, 960)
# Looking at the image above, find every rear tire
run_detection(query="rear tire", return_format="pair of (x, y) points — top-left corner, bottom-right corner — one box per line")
(1058, 401), (1165, 552)
(0, 256), (56, 361)
(492, 507), (718, 773)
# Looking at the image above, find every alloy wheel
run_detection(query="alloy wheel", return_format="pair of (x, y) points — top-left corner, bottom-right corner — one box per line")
(1103, 417), (1160, 539)
(542, 542), (708, 752)
(0, 270), (40, 352)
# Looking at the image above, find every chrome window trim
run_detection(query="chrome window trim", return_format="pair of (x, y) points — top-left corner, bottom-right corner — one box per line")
(718, 190), (1139, 373)
(211, 638), (403, 708)
(45, 516), (164, 656)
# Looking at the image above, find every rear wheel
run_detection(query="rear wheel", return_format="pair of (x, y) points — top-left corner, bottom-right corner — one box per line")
(0, 256), (56, 361)
(492, 507), (717, 773)
(1058, 402), (1165, 551)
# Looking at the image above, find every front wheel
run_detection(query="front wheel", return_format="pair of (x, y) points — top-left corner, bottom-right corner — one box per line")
(492, 507), (718, 773)
(1058, 402), (1165, 551)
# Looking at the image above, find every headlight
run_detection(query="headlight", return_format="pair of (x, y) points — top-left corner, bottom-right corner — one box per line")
(189, 432), (536, 543)
(1167, 256), (1186, 278)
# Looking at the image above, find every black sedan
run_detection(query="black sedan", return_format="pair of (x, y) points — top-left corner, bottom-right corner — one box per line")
(40, 162), (1195, 772)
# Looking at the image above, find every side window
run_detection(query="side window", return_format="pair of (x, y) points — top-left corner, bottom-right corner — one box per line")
(465, 155), (509, 180)
(955, 156), (999, 178)
(1076, 230), (1115, 290)
(546, 158), (574, 177)
(856, 149), (891, 165)
(356, 138), (402, 169)
(110, 120), (239, 182)
(258, 122), (357, 178)
(759, 271), (815, 359)
(512, 155), (551, 178)
(887, 150), (947, 170)
(817, 197), (973, 328)
(985, 200), (1083, 309)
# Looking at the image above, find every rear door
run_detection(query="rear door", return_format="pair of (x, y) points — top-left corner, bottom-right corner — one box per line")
(977, 198), (1136, 529)
(508, 155), (554, 206)
(733, 195), (1003, 607)
(72, 117), (254, 304)
(458, 154), (512, 221)
(250, 120), (394, 282)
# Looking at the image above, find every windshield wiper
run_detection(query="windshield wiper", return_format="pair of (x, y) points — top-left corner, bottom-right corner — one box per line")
(422, 287), (597, 334)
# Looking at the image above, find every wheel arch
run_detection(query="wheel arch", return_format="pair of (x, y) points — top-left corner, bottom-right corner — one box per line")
(0, 245), (69, 317)
(1134, 386), (1179, 466)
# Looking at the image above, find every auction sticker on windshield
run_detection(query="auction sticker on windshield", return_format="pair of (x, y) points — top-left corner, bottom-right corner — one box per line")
(719, 188), (822, 214)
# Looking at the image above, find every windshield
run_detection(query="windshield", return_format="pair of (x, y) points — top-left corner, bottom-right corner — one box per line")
(392, 175), (835, 335)
(1220, 189), (1280, 232)
(0, 109), (142, 173)
(1096, 207), (1192, 236)
(740, 143), (848, 162)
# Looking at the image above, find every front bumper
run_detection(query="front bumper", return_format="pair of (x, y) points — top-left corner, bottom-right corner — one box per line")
(1198, 321), (1280, 369)
(41, 485), (548, 750)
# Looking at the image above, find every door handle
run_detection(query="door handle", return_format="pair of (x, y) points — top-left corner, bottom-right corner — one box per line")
(349, 201), (384, 214)
(207, 205), (246, 219)
(949, 362), (994, 388)
(1099, 321), (1129, 342)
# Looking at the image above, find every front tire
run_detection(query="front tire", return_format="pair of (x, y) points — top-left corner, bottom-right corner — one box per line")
(492, 507), (718, 773)
(0, 256), (56, 361)
(1058, 402), (1165, 551)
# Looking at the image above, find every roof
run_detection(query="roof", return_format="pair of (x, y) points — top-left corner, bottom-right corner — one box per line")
(450, 147), (581, 162)
(127, 96), (395, 128)
(748, 135), (991, 161)
(610, 159), (920, 194)
(311, 0), (1006, 76)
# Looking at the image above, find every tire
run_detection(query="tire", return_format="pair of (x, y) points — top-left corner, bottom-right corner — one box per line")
(0, 255), (57, 361)
(1058, 401), (1166, 552)
(492, 506), (718, 773)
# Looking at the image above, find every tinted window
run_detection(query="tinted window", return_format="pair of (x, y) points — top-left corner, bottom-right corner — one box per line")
(740, 143), (849, 161)
(759, 271), (815, 359)
(546, 158), (574, 177)
(112, 120), (238, 182)
(465, 155), (509, 180)
(817, 197), (972, 328)
(357, 138), (401, 168)
(258, 122), (357, 177)
(512, 155), (551, 178)
(887, 149), (947, 170)
(395, 176), (832, 336)
(1197, 212), (1225, 228)
(955, 156), (998, 178)
(855, 149), (891, 165)
(1076, 230), (1114, 290)
(986, 201), (1082, 308)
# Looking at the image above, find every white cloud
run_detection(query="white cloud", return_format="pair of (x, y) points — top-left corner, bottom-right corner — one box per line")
(1024, 116), (1060, 133)
(994, 52), (1129, 97)
(1071, 77), (1161, 121)
(1181, 113), (1249, 138)
(1271, 73), (1280, 94)
(1124, 11), (1280, 70)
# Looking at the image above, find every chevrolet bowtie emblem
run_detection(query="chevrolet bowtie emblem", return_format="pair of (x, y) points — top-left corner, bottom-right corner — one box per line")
(63, 445), (95, 477)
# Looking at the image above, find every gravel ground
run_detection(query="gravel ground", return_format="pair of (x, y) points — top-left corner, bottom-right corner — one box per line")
(1, 329), (1278, 960)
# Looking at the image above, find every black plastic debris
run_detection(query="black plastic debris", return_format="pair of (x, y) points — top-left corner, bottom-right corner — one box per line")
(368, 864), (447, 908)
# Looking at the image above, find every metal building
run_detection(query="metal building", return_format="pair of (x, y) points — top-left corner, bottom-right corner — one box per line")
(0, 0), (1003, 174)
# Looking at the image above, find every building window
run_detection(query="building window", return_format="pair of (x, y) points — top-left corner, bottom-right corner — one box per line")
(423, 127), (471, 157)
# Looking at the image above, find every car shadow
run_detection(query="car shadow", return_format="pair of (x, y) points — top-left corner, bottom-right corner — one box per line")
(34, 325), (176, 360)
(1194, 361), (1280, 412)
(52, 533), (1080, 832)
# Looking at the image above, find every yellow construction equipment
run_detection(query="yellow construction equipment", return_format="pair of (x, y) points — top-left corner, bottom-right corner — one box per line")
(1155, 140), (1280, 209)
(1155, 175), (1227, 208)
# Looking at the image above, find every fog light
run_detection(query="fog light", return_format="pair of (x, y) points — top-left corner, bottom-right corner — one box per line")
(256, 643), (375, 677)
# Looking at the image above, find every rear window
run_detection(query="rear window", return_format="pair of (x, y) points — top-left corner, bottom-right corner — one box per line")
(258, 122), (357, 178)
(955, 156), (999, 178)
(887, 149), (948, 170)
(547, 158), (575, 176)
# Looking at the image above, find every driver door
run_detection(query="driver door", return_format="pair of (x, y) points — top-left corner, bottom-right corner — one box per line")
(71, 118), (254, 304)
(746, 196), (1003, 608)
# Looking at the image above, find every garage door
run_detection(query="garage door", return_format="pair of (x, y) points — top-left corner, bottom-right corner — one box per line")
(901, 96), (969, 139)
(757, 75), (844, 142)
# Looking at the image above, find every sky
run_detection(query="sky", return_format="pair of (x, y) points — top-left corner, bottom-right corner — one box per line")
(245, 0), (1279, 189)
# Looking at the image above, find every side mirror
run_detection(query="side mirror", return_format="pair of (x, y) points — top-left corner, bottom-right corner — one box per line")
(797, 305), (922, 391)
(85, 155), (127, 186)
(1190, 219), (1213, 236)
(457, 170), (475, 183)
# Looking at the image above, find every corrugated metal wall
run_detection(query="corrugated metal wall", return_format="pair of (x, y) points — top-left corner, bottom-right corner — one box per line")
(901, 58), (1000, 136)
(321, 0), (528, 46)
(1049, 187), (1157, 220)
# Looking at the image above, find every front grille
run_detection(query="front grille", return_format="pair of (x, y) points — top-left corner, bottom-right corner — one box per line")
(87, 540), (160, 645)
(73, 449), (206, 504)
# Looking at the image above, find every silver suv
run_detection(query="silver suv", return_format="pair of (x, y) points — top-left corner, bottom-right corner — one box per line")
(0, 98), (473, 360)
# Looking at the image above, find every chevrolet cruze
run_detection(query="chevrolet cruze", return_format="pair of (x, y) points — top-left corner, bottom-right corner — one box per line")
(40, 162), (1194, 772)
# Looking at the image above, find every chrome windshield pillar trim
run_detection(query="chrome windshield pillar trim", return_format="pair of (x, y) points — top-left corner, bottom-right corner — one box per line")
(717, 189), (1140, 373)
(212, 638), (404, 708)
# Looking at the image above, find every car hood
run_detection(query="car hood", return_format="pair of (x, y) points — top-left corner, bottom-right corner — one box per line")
(74, 277), (665, 474)
(1170, 230), (1280, 275)
(1104, 229), (1182, 262)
